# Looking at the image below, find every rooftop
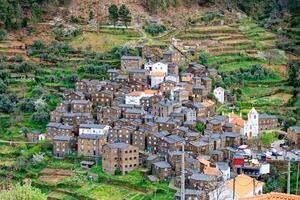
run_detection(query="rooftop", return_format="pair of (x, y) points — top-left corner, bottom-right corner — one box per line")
(153, 161), (171, 169)
(225, 174), (264, 198)
(240, 192), (300, 200)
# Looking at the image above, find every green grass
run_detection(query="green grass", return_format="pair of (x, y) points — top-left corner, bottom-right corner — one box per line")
(260, 132), (278, 145)
(71, 28), (141, 52)
(217, 59), (267, 72)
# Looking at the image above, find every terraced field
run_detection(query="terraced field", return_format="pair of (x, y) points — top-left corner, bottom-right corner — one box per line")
(175, 15), (288, 74)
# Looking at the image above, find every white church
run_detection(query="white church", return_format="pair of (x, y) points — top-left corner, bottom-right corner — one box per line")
(243, 107), (259, 138)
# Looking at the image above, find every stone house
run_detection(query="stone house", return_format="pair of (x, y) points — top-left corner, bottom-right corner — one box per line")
(174, 89), (190, 102)
(63, 90), (85, 101)
(78, 134), (107, 157)
(157, 134), (184, 155)
(132, 128), (148, 150)
(70, 100), (93, 113)
(145, 154), (161, 169)
(121, 56), (143, 71)
(180, 72), (194, 82)
(128, 69), (149, 83)
(91, 90), (114, 106)
(104, 82), (122, 93)
(186, 63), (206, 76)
(163, 50), (184, 65)
(159, 80), (177, 96)
(258, 114), (278, 131)
(46, 123), (74, 140)
(140, 95), (162, 112)
(75, 80), (103, 93)
(62, 112), (94, 126)
(102, 142), (139, 175)
(152, 161), (173, 180)
(201, 77), (212, 92)
(124, 108), (146, 120)
(107, 69), (120, 81)
(152, 100), (174, 117)
(287, 126), (300, 146)
(53, 135), (72, 158)
(168, 63), (179, 75)
(108, 126), (135, 144)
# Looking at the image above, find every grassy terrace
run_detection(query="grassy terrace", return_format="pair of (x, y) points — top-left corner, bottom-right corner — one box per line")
(0, 143), (176, 200)
(71, 28), (141, 52)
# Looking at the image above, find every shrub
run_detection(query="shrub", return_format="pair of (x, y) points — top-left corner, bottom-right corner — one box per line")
(143, 22), (166, 36)
(0, 29), (7, 41)
(20, 98), (36, 112)
(30, 110), (49, 123)
(0, 81), (7, 94)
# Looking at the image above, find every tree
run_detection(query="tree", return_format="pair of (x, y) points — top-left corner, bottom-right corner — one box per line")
(195, 122), (205, 133)
(0, 28), (7, 40)
(118, 5), (132, 28)
(288, 61), (300, 87)
(31, 3), (42, 22)
(20, 98), (36, 112)
(108, 4), (119, 27)
(0, 180), (46, 200)
(199, 53), (208, 66)
(30, 110), (49, 124)
(0, 80), (7, 93)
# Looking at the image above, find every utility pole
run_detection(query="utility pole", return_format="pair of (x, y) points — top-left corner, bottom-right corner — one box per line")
(296, 163), (300, 195)
(287, 158), (291, 194)
(233, 177), (236, 200)
(253, 178), (256, 196)
(181, 142), (185, 200)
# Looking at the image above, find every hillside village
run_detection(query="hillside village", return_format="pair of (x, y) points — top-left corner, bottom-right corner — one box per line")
(0, 0), (300, 200)
(39, 46), (298, 200)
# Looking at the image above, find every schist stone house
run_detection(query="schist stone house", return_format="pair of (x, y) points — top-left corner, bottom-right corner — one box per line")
(102, 142), (139, 175)
(121, 56), (143, 71)
(287, 126), (300, 146)
(79, 124), (110, 135)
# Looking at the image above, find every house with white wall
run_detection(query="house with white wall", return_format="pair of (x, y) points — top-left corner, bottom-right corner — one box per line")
(145, 61), (168, 73)
(209, 174), (264, 200)
(150, 71), (166, 88)
(79, 124), (110, 135)
(213, 87), (225, 104)
(125, 90), (159, 105)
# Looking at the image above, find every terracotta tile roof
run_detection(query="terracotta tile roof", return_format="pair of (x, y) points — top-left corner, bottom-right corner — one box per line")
(144, 89), (158, 95)
(240, 192), (300, 200)
(198, 158), (210, 166)
(225, 174), (264, 198)
(128, 91), (143, 96)
(202, 100), (215, 107)
(203, 166), (221, 176)
(228, 113), (241, 119)
(231, 117), (245, 127)
(150, 71), (165, 77)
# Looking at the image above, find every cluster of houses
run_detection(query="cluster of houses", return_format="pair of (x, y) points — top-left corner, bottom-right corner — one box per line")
(37, 48), (298, 199)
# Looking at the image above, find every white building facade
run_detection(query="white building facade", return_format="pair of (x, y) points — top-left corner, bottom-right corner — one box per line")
(243, 107), (259, 137)
(79, 124), (110, 135)
(213, 87), (225, 104)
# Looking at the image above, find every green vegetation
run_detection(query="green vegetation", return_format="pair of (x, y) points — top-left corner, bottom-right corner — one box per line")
(143, 22), (166, 36)
(260, 132), (278, 145)
(0, 180), (46, 200)
(108, 4), (132, 28)
(71, 28), (140, 52)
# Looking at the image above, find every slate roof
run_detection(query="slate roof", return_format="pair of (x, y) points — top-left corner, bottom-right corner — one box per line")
(121, 56), (141, 60)
(190, 173), (215, 181)
(79, 124), (107, 129)
(79, 134), (100, 140)
(153, 161), (171, 168)
(259, 113), (277, 119)
(107, 142), (129, 149)
(53, 135), (71, 141)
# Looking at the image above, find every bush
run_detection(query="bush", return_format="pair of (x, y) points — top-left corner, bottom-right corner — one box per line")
(14, 61), (35, 73)
(30, 110), (49, 123)
(20, 98), (36, 112)
(0, 81), (7, 94)
(260, 132), (278, 145)
(0, 29), (7, 41)
(143, 22), (166, 36)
